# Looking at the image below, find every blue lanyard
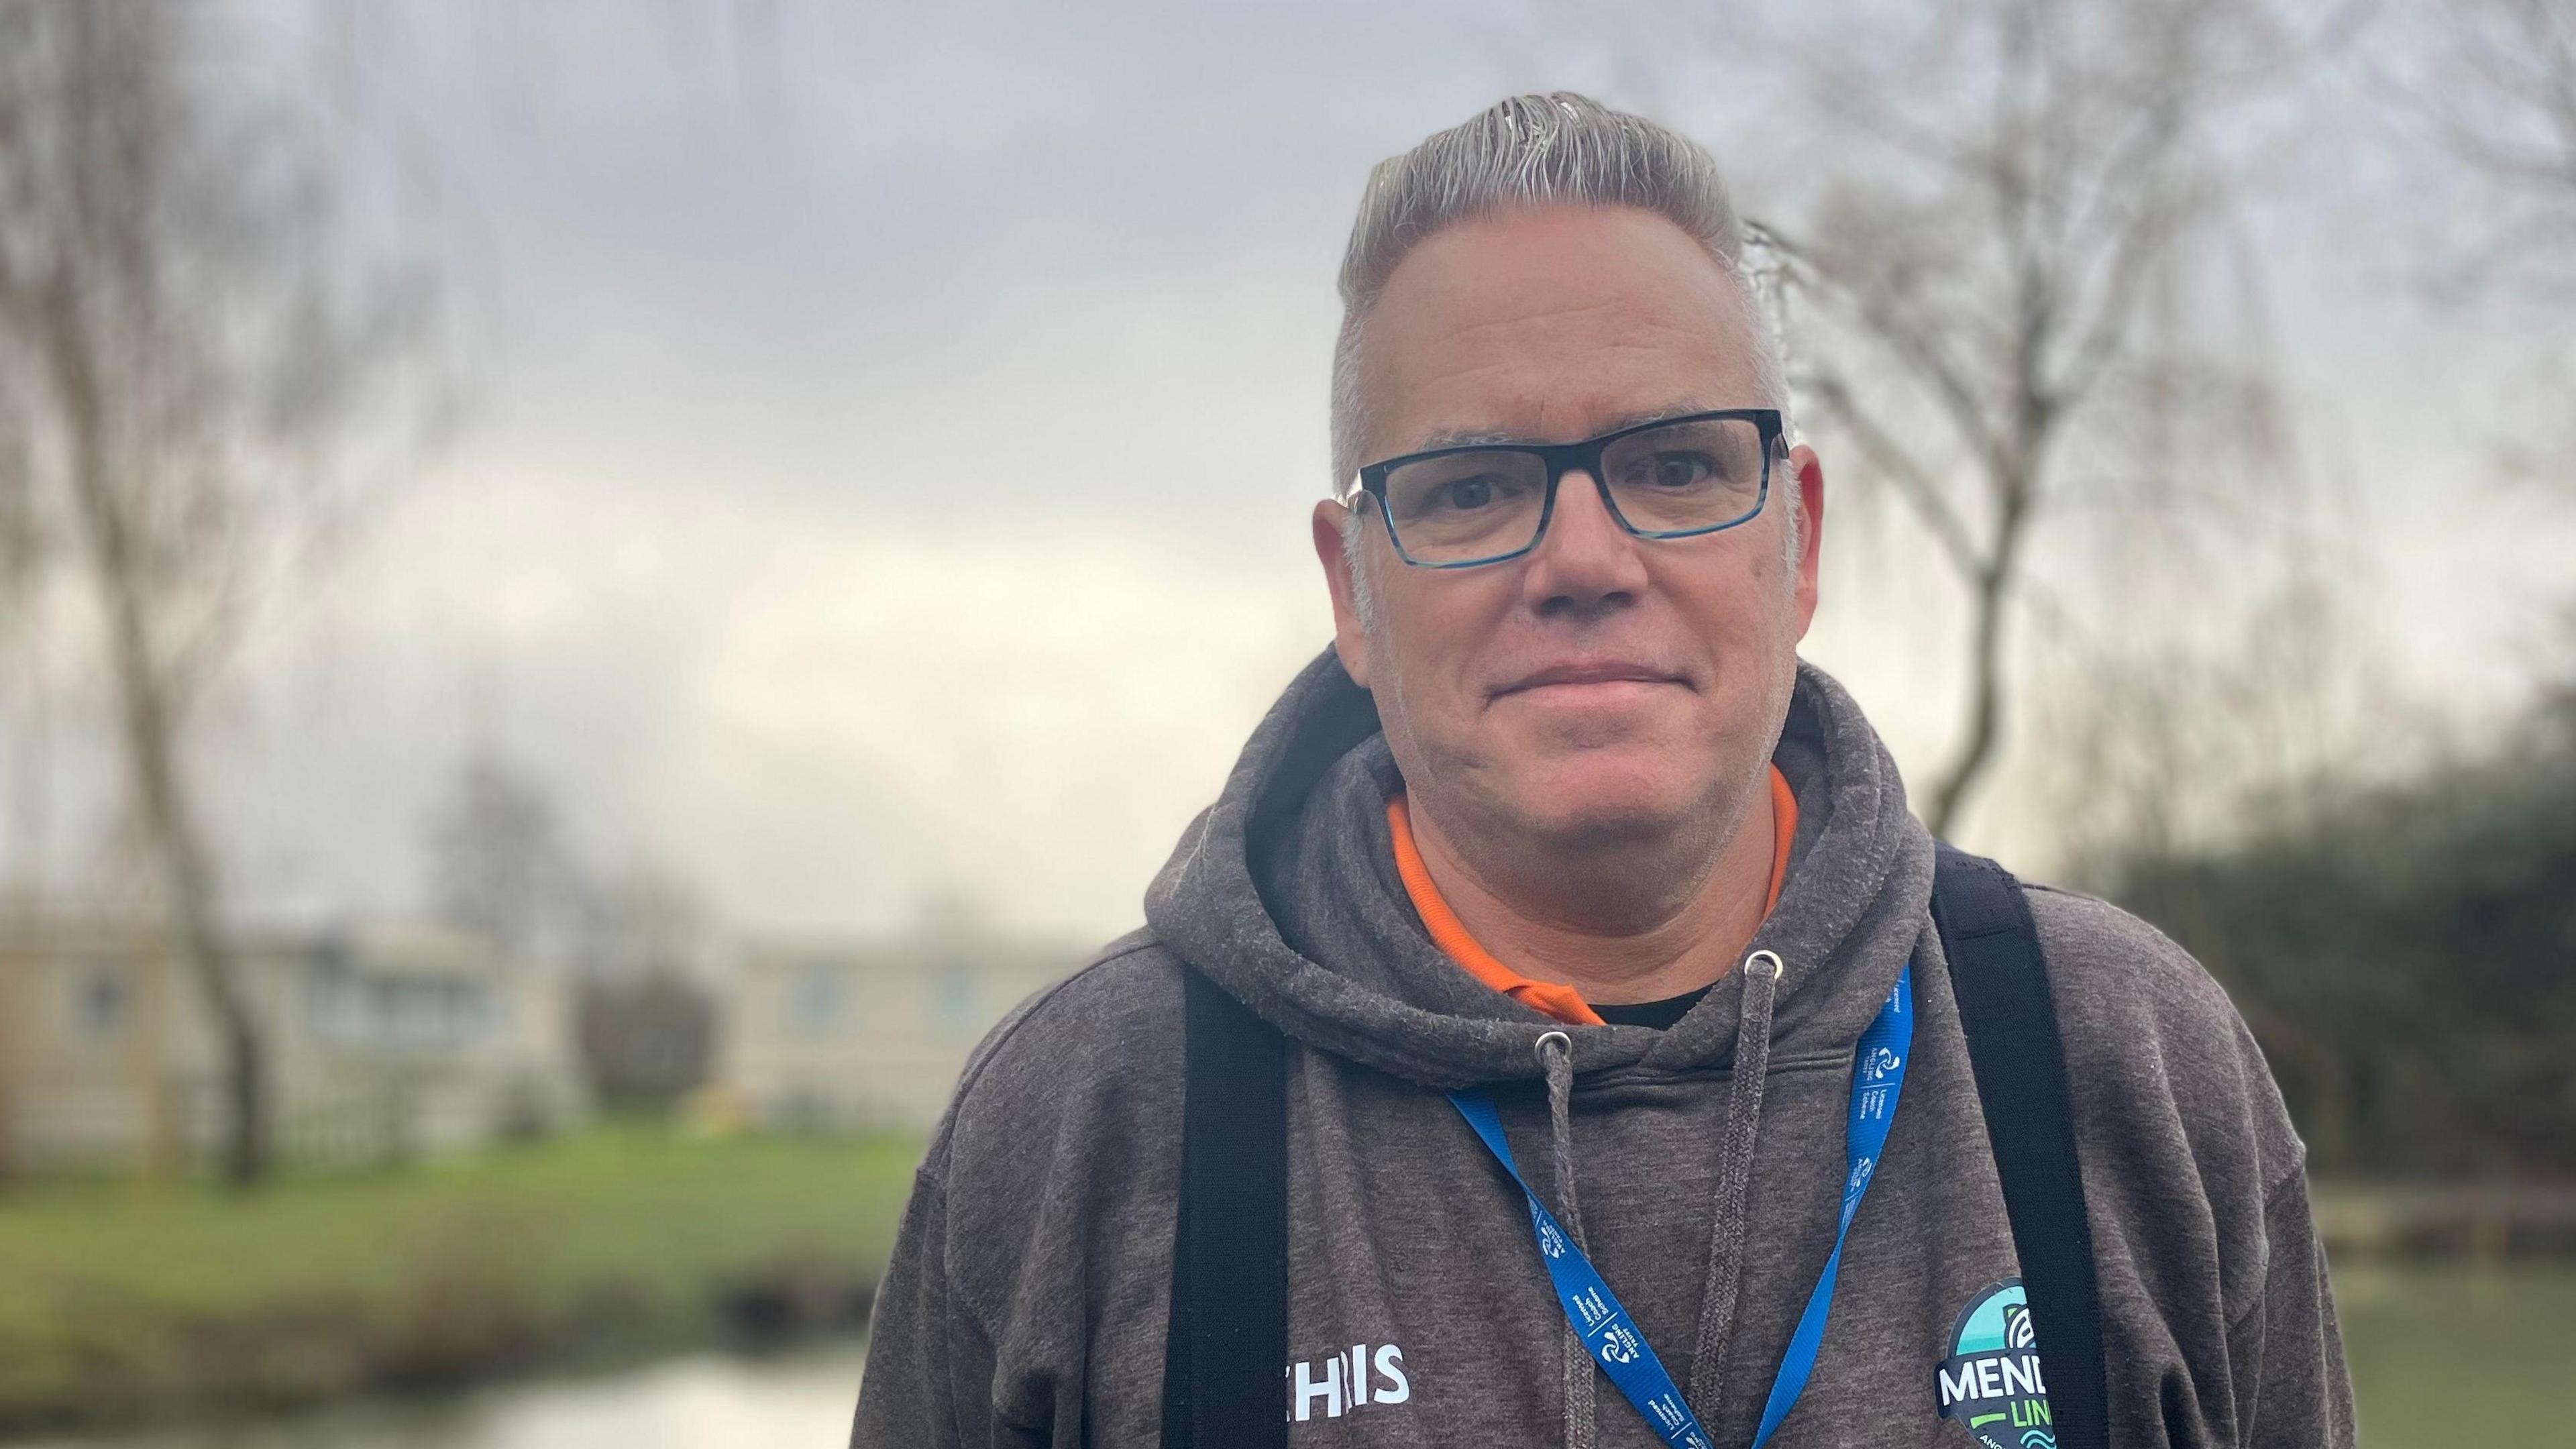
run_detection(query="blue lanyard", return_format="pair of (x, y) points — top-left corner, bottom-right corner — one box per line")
(1447, 962), (1913, 1449)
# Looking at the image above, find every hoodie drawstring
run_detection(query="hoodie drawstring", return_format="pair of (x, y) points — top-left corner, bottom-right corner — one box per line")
(1686, 949), (1782, 1415)
(1531, 950), (1783, 1449)
(1536, 1028), (1595, 1449)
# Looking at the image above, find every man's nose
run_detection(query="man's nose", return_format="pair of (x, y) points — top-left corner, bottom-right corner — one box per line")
(1519, 470), (1650, 619)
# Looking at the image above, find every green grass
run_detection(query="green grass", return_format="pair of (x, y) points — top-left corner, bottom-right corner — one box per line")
(2333, 1258), (2576, 1447)
(0, 1125), (922, 1429)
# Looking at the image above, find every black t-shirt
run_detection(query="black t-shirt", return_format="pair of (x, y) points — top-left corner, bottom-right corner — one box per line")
(1589, 985), (1713, 1031)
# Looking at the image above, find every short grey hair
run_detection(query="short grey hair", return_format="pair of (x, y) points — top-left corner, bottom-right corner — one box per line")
(1330, 93), (1800, 619)
(1331, 92), (1791, 490)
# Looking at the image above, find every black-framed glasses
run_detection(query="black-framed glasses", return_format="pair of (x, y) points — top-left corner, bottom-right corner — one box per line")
(1342, 408), (1786, 569)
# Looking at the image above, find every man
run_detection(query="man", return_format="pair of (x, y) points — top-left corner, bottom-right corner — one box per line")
(853, 93), (2353, 1448)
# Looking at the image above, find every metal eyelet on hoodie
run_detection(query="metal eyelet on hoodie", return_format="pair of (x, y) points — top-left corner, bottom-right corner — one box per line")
(1746, 949), (1784, 982)
(1534, 1028), (1573, 1066)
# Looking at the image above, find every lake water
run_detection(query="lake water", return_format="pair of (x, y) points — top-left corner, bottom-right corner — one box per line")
(19, 1345), (868, 1449)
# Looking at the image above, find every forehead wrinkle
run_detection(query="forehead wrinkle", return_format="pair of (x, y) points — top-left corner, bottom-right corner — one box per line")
(1426, 302), (1723, 362)
(1411, 401), (1729, 452)
(1375, 317), (1763, 446)
(1423, 289), (1664, 335)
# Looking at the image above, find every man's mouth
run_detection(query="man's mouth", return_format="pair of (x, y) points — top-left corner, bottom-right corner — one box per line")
(1492, 661), (1689, 699)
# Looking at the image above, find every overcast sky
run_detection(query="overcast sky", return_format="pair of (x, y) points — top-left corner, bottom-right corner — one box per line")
(7, 0), (2568, 944)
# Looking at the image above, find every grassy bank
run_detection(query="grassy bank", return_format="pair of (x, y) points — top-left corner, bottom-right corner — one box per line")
(0, 1125), (920, 1433)
(2333, 1259), (2576, 1446)
(7, 1145), (2567, 1442)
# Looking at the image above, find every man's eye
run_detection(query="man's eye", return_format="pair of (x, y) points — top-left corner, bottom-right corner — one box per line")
(1648, 454), (1717, 489)
(1441, 475), (1509, 509)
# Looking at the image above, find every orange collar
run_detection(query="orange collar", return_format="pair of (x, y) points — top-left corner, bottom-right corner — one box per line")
(1386, 765), (1800, 1027)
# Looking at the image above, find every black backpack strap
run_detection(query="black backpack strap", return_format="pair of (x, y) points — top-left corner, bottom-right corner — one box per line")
(1160, 965), (1288, 1448)
(1931, 843), (2111, 1449)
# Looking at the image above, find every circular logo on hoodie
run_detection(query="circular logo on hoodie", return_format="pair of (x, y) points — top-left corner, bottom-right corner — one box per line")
(1935, 1279), (2056, 1449)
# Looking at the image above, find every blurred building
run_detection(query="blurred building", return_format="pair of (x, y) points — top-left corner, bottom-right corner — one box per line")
(720, 934), (1077, 1132)
(0, 912), (585, 1173)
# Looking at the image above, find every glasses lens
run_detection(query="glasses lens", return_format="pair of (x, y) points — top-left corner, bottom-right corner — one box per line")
(1381, 449), (1550, 563)
(1599, 417), (1769, 534)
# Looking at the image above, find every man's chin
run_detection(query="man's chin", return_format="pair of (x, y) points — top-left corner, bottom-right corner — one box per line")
(1500, 759), (1704, 847)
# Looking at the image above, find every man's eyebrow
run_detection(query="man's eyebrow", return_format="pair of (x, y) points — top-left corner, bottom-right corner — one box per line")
(1407, 404), (1729, 452)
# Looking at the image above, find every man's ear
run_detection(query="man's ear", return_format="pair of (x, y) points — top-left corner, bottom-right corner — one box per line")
(1789, 443), (1825, 641)
(1311, 500), (1373, 688)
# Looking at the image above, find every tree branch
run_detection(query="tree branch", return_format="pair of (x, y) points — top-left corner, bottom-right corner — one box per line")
(1796, 364), (1989, 583)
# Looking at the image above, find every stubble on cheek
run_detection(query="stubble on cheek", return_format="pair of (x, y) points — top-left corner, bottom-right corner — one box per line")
(1361, 620), (1513, 829)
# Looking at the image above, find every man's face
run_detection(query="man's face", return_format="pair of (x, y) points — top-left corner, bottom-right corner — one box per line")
(1312, 205), (1825, 859)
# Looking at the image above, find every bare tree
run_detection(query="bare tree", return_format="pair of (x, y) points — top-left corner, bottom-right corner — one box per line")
(0, 4), (445, 1183)
(570, 863), (711, 982)
(2396, 0), (2576, 303)
(424, 746), (719, 985)
(2381, 0), (2576, 492)
(1720, 0), (2339, 835)
(427, 750), (580, 964)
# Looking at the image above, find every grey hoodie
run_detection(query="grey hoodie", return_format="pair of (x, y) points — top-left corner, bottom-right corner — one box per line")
(851, 653), (2355, 1448)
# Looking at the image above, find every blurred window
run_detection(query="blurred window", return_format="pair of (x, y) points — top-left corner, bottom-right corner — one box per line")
(791, 963), (843, 1037)
(369, 977), (400, 1040)
(305, 949), (352, 1038)
(75, 961), (127, 1042)
(936, 963), (977, 1036)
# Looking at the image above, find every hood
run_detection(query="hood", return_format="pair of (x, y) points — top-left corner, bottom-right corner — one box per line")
(1142, 649), (1935, 1089)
